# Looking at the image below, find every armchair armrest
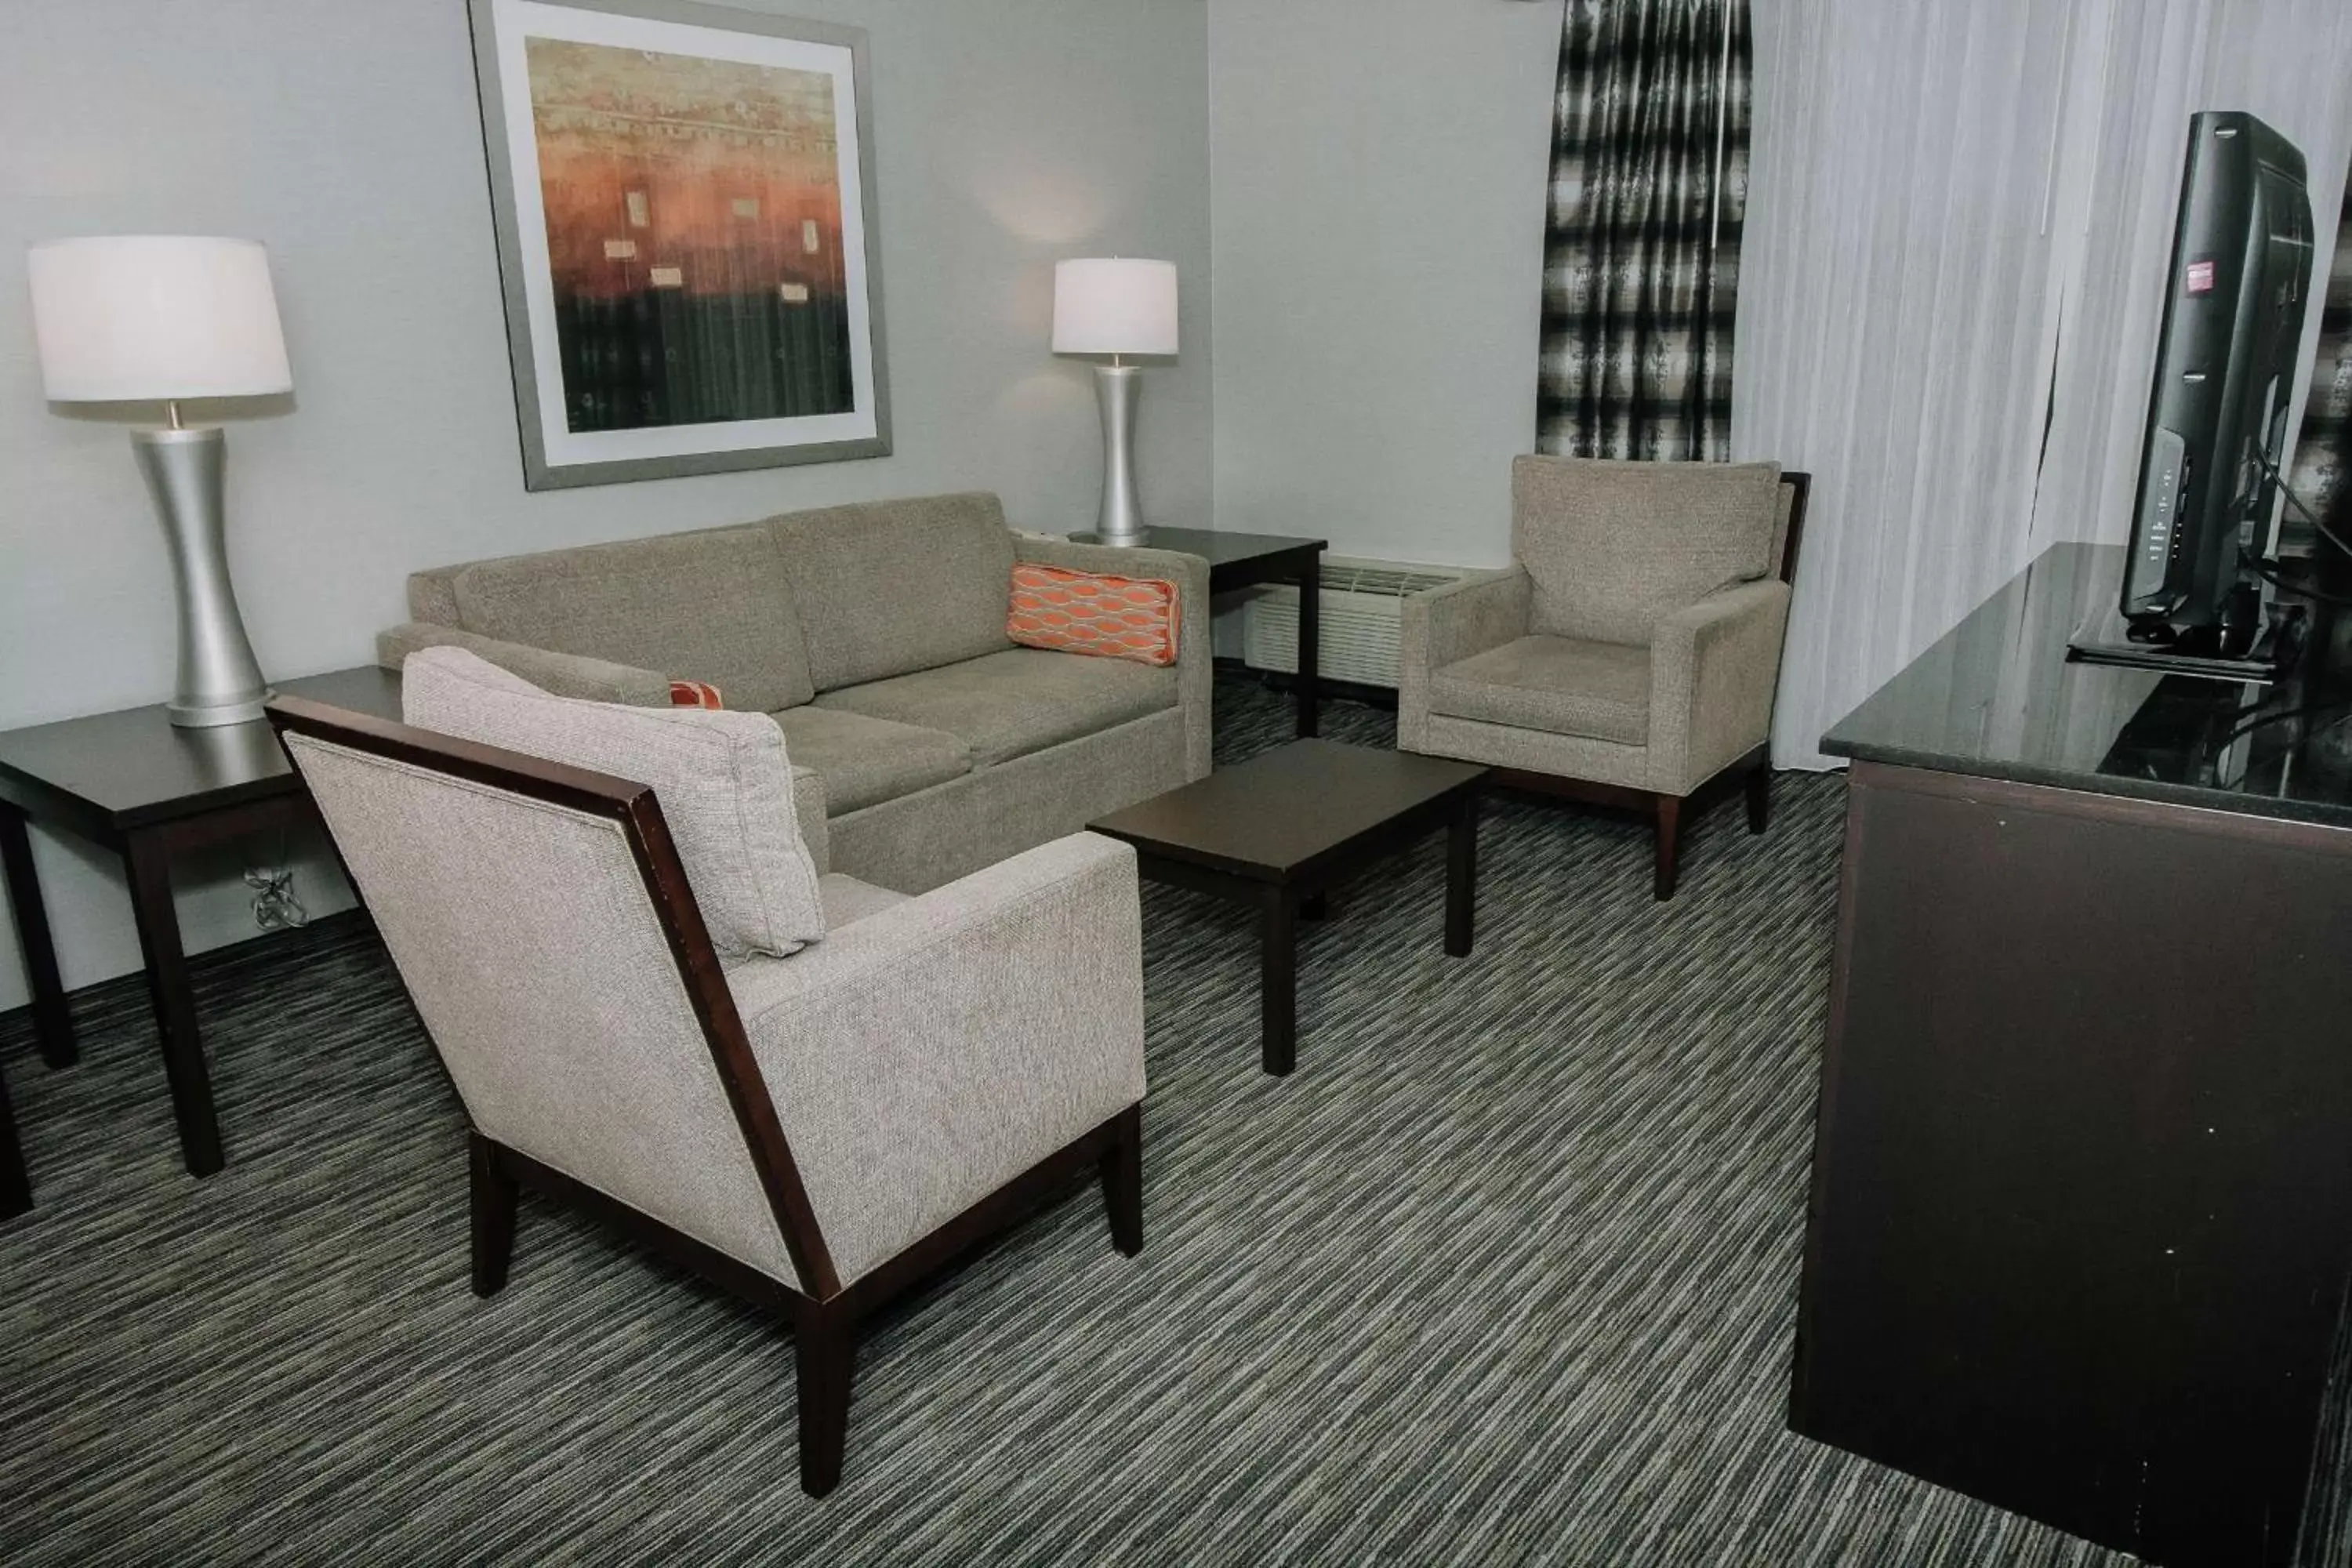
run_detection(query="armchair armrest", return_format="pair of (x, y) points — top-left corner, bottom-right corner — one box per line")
(1014, 537), (1213, 780)
(376, 622), (673, 707)
(1646, 578), (1793, 793)
(1398, 566), (1530, 752)
(728, 832), (1145, 1286)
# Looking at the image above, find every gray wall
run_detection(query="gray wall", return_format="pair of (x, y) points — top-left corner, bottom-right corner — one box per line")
(1207, 0), (1561, 567)
(0, 0), (1210, 1009)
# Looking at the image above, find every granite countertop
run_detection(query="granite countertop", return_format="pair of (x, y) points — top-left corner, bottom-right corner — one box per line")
(1821, 543), (2352, 829)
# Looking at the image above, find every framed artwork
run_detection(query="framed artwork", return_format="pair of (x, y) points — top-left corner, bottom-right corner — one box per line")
(468, 0), (889, 490)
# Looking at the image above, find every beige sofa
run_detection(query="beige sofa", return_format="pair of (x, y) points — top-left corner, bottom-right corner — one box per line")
(379, 492), (1210, 893)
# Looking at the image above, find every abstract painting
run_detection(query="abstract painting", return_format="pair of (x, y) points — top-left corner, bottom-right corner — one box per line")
(470, 0), (887, 488)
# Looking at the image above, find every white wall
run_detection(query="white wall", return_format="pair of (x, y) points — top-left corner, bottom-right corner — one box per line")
(0, 0), (1210, 1010)
(1207, 0), (1562, 568)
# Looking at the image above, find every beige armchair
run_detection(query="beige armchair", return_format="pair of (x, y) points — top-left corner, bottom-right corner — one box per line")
(269, 696), (1146, 1498)
(1399, 456), (1809, 899)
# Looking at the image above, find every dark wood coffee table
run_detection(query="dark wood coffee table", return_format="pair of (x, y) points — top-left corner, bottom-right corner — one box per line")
(1090, 740), (1488, 1076)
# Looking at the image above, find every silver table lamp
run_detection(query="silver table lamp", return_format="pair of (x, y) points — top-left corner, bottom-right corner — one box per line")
(27, 235), (293, 727)
(1053, 258), (1178, 546)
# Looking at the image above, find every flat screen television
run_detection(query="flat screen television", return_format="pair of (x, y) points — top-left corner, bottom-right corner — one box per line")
(2120, 111), (2315, 655)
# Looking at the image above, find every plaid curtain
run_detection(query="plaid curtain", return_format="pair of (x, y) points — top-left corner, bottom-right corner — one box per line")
(1537, 0), (1752, 463)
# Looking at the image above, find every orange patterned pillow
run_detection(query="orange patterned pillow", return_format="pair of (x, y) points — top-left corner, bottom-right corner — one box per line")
(1007, 563), (1180, 666)
(669, 680), (724, 709)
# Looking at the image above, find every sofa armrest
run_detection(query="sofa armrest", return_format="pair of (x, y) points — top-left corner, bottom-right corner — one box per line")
(728, 832), (1145, 1286)
(1646, 578), (1793, 793)
(1014, 537), (1213, 780)
(1397, 566), (1530, 752)
(376, 622), (673, 707)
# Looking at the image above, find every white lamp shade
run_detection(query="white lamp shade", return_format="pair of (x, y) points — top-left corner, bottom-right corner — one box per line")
(1052, 258), (1178, 357)
(27, 236), (293, 402)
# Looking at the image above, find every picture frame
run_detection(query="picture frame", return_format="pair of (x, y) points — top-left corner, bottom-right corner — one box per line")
(467, 0), (890, 490)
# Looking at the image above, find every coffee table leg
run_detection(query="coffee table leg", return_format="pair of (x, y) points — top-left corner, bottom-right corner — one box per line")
(124, 831), (224, 1177)
(1446, 789), (1478, 958)
(0, 804), (78, 1069)
(1258, 885), (1298, 1076)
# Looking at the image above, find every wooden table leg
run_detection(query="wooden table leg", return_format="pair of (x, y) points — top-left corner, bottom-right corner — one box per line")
(1295, 554), (1321, 739)
(0, 1058), (29, 1219)
(0, 804), (78, 1069)
(1258, 885), (1298, 1076)
(123, 830), (224, 1177)
(1446, 789), (1479, 958)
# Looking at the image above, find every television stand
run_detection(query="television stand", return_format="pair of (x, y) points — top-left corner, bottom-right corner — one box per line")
(2067, 604), (2305, 684)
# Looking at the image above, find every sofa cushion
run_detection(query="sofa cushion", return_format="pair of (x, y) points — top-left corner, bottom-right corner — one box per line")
(1512, 455), (1782, 645)
(771, 706), (971, 815)
(1429, 633), (1651, 746)
(814, 648), (1178, 769)
(768, 493), (1018, 691)
(401, 646), (826, 964)
(446, 525), (815, 713)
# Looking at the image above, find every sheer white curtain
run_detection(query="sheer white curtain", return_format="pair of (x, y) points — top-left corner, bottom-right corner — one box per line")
(1733, 0), (2082, 768)
(1737, 0), (2352, 769)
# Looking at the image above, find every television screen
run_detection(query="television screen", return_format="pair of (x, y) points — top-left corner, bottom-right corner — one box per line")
(2120, 111), (2314, 654)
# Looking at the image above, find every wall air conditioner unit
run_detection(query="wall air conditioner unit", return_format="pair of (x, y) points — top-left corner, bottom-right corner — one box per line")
(1241, 557), (1470, 690)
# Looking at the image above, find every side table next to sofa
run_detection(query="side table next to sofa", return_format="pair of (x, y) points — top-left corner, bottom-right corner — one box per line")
(1076, 525), (1327, 739)
(0, 665), (401, 1185)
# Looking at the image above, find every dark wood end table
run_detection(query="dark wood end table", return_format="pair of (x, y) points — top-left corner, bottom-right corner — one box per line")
(1073, 525), (1328, 738)
(0, 1059), (27, 1220)
(1089, 739), (1487, 1076)
(0, 664), (401, 1185)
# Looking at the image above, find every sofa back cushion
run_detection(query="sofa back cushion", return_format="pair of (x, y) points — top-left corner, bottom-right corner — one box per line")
(769, 492), (1018, 691)
(441, 525), (815, 713)
(1512, 455), (1783, 646)
(401, 646), (826, 964)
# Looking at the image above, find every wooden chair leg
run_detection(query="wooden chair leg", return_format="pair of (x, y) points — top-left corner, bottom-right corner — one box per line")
(1746, 765), (1771, 835)
(469, 1131), (518, 1298)
(1101, 1105), (1143, 1258)
(796, 1300), (858, 1497)
(1653, 795), (1683, 902)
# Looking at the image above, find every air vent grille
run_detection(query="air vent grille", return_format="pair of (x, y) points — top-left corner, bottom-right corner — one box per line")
(1241, 556), (1468, 688)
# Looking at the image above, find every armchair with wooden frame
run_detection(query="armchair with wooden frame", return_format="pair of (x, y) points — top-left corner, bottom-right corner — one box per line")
(269, 696), (1146, 1497)
(1399, 456), (1809, 899)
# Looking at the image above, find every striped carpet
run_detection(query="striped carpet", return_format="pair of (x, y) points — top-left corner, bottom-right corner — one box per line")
(1, 674), (2343, 1565)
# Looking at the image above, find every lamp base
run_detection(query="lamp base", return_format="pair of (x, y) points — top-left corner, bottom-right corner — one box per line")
(132, 427), (273, 729)
(1092, 364), (1149, 546)
(166, 693), (272, 728)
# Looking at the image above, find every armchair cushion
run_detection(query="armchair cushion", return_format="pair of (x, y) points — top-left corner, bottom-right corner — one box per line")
(1512, 454), (1783, 645)
(730, 832), (1145, 1287)
(376, 622), (673, 707)
(813, 648), (1178, 770)
(818, 872), (909, 929)
(772, 705), (972, 815)
(1428, 634), (1650, 746)
(401, 647), (827, 964)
